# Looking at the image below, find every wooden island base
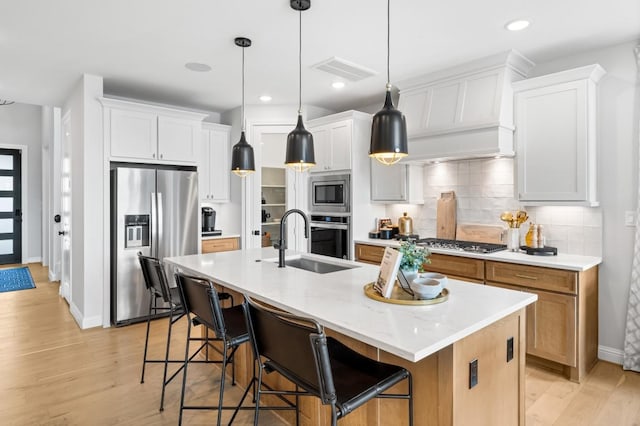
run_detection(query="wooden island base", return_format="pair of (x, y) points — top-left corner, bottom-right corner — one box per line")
(204, 287), (526, 426)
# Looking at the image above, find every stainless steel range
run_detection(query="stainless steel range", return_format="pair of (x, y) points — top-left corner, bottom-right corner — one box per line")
(416, 238), (507, 254)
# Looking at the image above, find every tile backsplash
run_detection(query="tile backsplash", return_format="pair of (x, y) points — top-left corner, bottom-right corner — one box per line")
(385, 158), (602, 257)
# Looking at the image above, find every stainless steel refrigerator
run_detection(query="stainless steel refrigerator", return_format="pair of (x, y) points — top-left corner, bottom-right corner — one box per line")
(110, 163), (198, 326)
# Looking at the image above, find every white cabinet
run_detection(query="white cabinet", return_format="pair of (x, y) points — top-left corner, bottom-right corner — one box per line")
(513, 64), (605, 206)
(309, 119), (352, 172)
(371, 162), (424, 204)
(101, 98), (206, 164)
(200, 123), (231, 202)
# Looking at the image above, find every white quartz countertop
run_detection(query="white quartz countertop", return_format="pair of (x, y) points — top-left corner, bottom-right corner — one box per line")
(201, 234), (241, 241)
(354, 238), (601, 272)
(165, 248), (537, 363)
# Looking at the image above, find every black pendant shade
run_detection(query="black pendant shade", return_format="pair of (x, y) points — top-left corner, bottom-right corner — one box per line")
(369, 89), (408, 165)
(231, 130), (255, 177)
(230, 36), (255, 177)
(286, 0), (315, 172)
(285, 114), (315, 172)
(369, 0), (408, 166)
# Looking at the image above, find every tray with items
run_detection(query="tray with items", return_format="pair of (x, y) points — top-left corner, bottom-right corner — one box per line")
(364, 282), (448, 305)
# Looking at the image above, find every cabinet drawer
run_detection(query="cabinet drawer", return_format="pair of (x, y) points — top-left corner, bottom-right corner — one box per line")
(202, 237), (239, 254)
(355, 244), (385, 265)
(425, 253), (485, 281)
(486, 261), (577, 294)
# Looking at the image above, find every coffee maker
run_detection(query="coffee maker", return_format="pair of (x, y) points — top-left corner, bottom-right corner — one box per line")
(201, 207), (220, 236)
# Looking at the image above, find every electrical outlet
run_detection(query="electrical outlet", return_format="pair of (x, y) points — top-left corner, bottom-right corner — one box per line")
(507, 337), (514, 362)
(625, 211), (636, 227)
(469, 359), (478, 389)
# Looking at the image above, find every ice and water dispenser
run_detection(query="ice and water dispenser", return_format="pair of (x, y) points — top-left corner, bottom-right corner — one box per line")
(124, 214), (150, 248)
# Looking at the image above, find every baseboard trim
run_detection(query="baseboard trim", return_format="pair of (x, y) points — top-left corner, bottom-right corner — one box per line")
(25, 257), (42, 264)
(48, 271), (60, 282)
(598, 345), (624, 365)
(69, 303), (103, 330)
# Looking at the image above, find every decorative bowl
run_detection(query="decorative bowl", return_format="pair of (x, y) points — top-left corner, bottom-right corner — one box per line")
(409, 277), (443, 300)
(417, 272), (448, 288)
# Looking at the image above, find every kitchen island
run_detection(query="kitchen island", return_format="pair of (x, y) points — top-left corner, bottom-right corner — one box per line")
(165, 248), (537, 425)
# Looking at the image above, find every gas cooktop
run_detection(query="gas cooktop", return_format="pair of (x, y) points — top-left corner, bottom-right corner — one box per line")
(416, 238), (507, 254)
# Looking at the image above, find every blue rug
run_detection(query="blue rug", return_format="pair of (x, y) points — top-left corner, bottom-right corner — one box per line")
(0, 267), (36, 293)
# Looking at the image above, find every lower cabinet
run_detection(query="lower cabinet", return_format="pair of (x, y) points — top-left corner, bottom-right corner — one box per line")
(486, 260), (598, 382)
(355, 243), (385, 265)
(202, 237), (239, 254)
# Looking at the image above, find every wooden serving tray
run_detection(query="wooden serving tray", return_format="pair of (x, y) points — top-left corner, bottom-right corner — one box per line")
(363, 283), (449, 306)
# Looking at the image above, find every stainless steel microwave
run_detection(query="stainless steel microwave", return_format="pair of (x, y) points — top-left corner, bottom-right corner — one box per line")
(309, 173), (350, 213)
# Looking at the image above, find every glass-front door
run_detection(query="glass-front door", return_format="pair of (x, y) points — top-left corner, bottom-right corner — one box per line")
(0, 148), (22, 264)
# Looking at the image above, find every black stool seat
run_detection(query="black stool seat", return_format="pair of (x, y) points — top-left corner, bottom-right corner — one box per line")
(326, 337), (409, 416)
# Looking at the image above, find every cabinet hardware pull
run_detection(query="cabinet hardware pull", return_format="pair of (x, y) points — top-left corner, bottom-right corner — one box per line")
(515, 274), (539, 280)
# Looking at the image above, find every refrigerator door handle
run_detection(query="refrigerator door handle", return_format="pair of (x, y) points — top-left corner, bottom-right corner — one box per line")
(150, 192), (157, 258)
(157, 192), (164, 259)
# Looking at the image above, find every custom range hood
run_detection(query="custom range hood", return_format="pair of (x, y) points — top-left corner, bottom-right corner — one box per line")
(396, 50), (534, 162)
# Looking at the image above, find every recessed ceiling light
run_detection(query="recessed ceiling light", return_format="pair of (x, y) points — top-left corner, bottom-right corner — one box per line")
(332, 81), (345, 89)
(185, 62), (212, 72)
(259, 95), (272, 102)
(505, 19), (530, 31)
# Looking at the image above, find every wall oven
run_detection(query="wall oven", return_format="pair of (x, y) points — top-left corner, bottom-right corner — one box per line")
(309, 173), (350, 213)
(310, 215), (350, 260)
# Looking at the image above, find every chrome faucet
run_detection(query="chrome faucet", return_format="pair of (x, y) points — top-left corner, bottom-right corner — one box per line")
(274, 209), (310, 268)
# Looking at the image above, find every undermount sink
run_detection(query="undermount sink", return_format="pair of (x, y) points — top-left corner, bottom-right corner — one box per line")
(273, 256), (359, 274)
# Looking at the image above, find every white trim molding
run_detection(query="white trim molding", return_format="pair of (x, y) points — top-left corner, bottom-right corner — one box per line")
(70, 302), (103, 329)
(599, 345), (624, 365)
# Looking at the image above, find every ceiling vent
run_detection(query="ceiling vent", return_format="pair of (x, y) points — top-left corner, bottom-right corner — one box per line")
(311, 57), (377, 82)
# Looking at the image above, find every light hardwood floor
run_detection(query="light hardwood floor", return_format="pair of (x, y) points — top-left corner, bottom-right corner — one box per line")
(1, 263), (639, 425)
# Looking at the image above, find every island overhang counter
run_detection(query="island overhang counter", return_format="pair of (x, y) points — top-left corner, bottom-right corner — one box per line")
(165, 248), (537, 425)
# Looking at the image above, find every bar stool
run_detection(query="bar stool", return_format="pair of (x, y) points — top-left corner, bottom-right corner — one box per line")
(242, 296), (414, 426)
(138, 254), (233, 412)
(175, 272), (253, 426)
(138, 254), (186, 411)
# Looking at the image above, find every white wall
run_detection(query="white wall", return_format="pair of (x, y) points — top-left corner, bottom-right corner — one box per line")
(0, 102), (43, 262)
(62, 74), (105, 329)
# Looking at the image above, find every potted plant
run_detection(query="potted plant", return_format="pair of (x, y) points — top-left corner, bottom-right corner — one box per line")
(398, 241), (431, 282)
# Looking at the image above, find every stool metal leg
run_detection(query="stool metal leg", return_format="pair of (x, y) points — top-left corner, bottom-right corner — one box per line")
(408, 373), (414, 426)
(217, 343), (228, 426)
(140, 292), (154, 384)
(178, 320), (192, 426)
(159, 302), (176, 412)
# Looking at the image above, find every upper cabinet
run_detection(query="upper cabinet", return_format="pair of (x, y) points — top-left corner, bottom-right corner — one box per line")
(100, 98), (207, 164)
(370, 162), (424, 204)
(396, 50), (534, 162)
(200, 123), (231, 203)
(308, 119), (353, 172)
(513, 64), (606, 206)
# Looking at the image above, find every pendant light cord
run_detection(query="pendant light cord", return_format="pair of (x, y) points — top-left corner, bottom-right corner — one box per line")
(387, 0), (391, 88)
(298, 9), (302, 114)
(241, 45), (245, 132)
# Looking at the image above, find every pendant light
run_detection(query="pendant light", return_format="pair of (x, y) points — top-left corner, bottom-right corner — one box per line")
(369, 0), (408, 165)
(230, 37), (256, 177)
(285, 0), (315, 172)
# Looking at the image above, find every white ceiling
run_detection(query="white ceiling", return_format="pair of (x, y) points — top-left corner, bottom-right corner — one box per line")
(1, 0), (638, 113)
